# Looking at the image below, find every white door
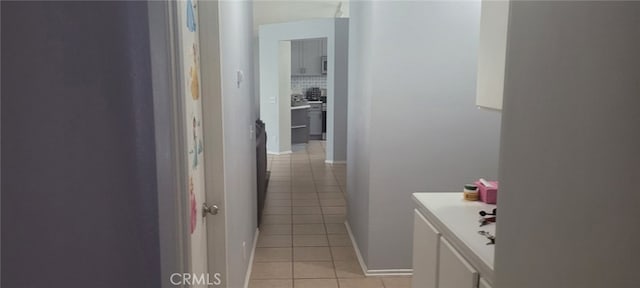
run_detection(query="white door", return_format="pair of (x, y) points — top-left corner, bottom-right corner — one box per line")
(176, 0), (210, 285)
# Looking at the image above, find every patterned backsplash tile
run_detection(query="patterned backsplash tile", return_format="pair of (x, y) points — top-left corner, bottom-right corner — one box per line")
(291, 75), (327, 94)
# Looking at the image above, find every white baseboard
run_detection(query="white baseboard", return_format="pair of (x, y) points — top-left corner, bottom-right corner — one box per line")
(325, 160), (346, 164)
(243, 228), (260, 288)
(267, 150), (292, 155)
(344, 221), (413, 277)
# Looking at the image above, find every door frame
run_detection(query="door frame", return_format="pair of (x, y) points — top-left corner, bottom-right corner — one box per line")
(148, 1), (227, 287)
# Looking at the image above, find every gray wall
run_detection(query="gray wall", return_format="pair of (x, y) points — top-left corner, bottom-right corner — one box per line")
(495, 2), (640, 288)
(218, 1), (259, 287)
(347, 1), (502, 270)
(346, 0), (373, 265)
(1, 1), (161, 287)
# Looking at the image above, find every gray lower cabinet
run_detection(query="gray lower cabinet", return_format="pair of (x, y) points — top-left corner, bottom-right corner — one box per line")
(291, 108), (309, 144)
(309, 103), (323, 136)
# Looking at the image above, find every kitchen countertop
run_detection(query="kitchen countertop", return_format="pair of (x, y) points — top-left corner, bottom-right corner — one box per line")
(412, 192), (496, 285)
(291, 105), (310, 110)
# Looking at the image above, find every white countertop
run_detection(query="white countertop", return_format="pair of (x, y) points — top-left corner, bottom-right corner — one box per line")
(291, 105), (310, 110)
(412, 192), (496, 284)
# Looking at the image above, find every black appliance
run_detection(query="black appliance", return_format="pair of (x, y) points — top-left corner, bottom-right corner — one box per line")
(306, 87), (322, 101)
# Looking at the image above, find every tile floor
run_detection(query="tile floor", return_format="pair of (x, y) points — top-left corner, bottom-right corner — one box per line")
(249, 141), (411, 288)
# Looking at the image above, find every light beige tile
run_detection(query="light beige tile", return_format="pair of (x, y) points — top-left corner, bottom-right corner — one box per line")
(330, 246), (357, 261)
(325, 223), (347, 234)
(250, 262), (292, 279)
(320, 198), (345, 207)
(292, 199), (320, 207)
(322, 214), (346, 224)
(249, 279), (293, 288)
(254, 248), (292, 262)
(316, 186), (342, 193)
(318, 193), (344, 200)
(293, 224), (326, 235)
(293, 247), (332, 261)
(263, 206), (292, 215)
(338, 278), (384, 288)
(265, 199), (292, 207)
(260, 224), (292, 235)
(381, 277), (412, 288)
(294, 279), (339, 288)
(328, 234), (352, 247)
(292, 188), (317, 194)
(293, 261), (336, 279)
(266, 193), (291, 200)
(333, 261), (365, 278)
(322, 206), (346, 215)
(292, 193), (319, 200)
(257, 235), (292, 248)
(293, 206), (322, 215)
(293, 235), (329, 247)
(262, 215), (292, 224)
(293, 214), (324, 224)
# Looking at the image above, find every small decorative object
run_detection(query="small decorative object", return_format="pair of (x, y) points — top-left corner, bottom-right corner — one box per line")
(478, 208), (497, 227)
(475, 178), (498, 204)
(478, 230), (496, 245)
(463, 184), (479, 201)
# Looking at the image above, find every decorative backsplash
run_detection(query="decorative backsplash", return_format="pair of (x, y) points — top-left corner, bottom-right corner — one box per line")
(291, 75), (327, 93)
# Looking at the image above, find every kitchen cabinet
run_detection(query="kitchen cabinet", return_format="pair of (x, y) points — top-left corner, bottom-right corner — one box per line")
(308, 102), (323, 138)
(476, 0), (509, 110)
(438, 238), (479, 288)
(412, 209), (440, 288)
(291, 39), (327, 76)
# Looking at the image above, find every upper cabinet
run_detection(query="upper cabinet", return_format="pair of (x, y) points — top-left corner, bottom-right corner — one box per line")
(292, 39), (327, 76)
(476, 0), (509, 110)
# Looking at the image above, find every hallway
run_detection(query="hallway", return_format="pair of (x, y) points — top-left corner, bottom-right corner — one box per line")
(249, 141), (411, 288)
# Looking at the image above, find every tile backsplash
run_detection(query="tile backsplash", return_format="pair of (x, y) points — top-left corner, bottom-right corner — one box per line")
(291, 75), (327, 94)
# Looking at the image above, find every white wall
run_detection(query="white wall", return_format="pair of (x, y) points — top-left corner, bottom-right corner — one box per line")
(495, 2), (640, 288)
(348, 1), (502, 270)
(278, 41), (292, 152)
(218, 1), (258, 287)
(259, 18), (348, 162)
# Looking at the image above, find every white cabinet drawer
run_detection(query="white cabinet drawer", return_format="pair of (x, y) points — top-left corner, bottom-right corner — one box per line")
(478, 278), (492, 288)
(438, 238), (479, 288)
(412, 209), (440, 288)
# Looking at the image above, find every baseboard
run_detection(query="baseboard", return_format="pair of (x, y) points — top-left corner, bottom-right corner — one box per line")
(344, 221), (414, 277)
(243, 228), (260, 288)
(267, 150), (292, 155)
(324, 160), (346, 164)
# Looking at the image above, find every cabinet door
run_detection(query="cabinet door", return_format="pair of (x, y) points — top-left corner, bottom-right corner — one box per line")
(412, 210), (440, 288)
(309, 110), (323, 135)
(291, 41), (303, 76)
(476, 0), (509, 110)
(438, 238), (479, 288)
(321, 38), (327, 56)
(302, 39), (322, 75)
(478, 278), (492, 288)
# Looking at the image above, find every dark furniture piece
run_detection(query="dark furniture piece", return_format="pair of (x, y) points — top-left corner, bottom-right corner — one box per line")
(256, 120), (268, 226)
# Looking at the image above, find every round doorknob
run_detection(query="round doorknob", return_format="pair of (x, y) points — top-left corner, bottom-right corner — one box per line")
(202, 203), (219, 217)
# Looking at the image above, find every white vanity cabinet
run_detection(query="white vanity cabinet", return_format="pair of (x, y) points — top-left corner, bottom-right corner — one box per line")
(478, 278), (493, 288)
(412, 210), (440, 288)
(412, 193), (496, 288)
(438, 238), (479, 288)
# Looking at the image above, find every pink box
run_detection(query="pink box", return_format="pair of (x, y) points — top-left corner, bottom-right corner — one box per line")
(475, 180), (498, 204)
